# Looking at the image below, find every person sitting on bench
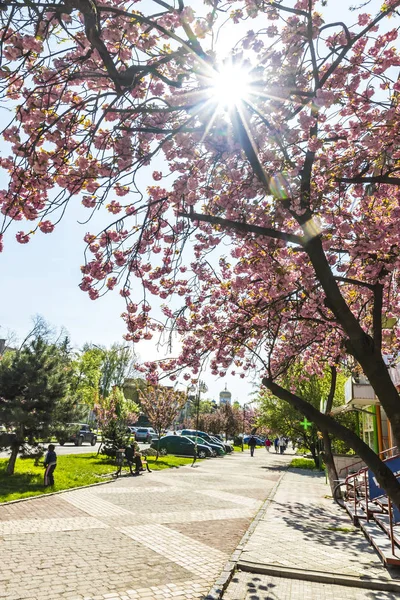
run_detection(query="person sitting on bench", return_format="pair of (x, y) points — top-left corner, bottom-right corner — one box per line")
(125, 443), (144, 475)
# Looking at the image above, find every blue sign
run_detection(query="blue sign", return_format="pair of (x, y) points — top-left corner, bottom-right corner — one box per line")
(393, 501), (400, 524)
(368, 457), (400, 523)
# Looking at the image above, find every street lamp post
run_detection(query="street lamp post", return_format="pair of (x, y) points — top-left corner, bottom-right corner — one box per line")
(189, 380), (208, 464)
(241, 400), (256, 452)
(242, 403), (247, 452)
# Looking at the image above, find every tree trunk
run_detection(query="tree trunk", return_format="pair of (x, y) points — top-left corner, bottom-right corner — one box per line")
(322, 430), (339, 494)
(304, 236), (400, 448)
(263, 377), (400, 511)
(309, 442), (319, 468)
(6, 442), (20, 475)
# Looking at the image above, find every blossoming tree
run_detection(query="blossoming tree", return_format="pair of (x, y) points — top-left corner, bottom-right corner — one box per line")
(139, 386), (186, 458)
(2, 1), (400, 503)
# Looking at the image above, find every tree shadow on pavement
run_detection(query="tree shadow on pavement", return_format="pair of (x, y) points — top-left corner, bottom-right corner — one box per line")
(229, 574), (399, 599)
(276, 500), (373, 551)
(268, 499), (400, 582)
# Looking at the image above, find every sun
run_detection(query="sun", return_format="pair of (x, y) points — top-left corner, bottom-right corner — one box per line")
(208, 63), (251, 109)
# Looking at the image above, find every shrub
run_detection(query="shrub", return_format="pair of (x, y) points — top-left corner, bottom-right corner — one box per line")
(289, 458), (319, 470)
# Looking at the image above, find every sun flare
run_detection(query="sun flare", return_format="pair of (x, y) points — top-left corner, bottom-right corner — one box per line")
(208, 64), (251, 108)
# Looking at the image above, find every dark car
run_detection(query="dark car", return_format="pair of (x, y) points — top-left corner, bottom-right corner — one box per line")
(182, 429), (233, 453)
(185, 435), (225, 456)
(150, 435), (212, 458)
(209, 435), (234, 453)
(58, 423), (97, 446)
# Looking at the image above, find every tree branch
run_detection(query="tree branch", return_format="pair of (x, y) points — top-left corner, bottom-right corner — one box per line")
(263, 376), (400, 509)
(338, 176), (400, 186)
(373, 283), (383, 353)
(335, 276), (375, 290)
(178, 210), (304, 245)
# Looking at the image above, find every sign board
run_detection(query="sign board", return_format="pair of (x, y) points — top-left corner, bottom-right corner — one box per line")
(393, 501), (400, 524)
(368, 457), (400, 501)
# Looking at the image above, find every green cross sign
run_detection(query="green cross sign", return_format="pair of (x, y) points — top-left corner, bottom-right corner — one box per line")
(300, 418), (312, 431)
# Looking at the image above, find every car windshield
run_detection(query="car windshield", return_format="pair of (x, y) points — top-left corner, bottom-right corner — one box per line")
(137, 428), (148, 433)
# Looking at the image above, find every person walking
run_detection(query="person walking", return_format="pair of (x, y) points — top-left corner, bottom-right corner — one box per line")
(279, 436), (286, 454)
(248, 435), (257, 457)
(43, 444), (57, 487)
(265, 438), (272, 452)
(274, 437), (279, 453)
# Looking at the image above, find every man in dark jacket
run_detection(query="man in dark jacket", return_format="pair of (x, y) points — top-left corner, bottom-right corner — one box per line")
(248, 435), (257, 457)
(43, 444), (57, 487)
(125, 443), (144, 475)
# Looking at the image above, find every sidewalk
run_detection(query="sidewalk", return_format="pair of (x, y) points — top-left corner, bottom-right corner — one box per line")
(0, 447), (283, 600)
(223, 463), (400, 600)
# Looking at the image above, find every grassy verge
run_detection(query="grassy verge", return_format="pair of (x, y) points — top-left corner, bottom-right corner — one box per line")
(289, 457), (319, 470)
(0, 453), (195, 503)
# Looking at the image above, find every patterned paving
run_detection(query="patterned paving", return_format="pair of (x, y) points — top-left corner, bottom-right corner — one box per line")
(0, 450), (281, 600)
(120, 524), (226, 579)
(240, 470), (395, 581)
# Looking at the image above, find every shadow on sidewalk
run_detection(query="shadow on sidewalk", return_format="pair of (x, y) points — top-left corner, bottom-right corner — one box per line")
(230, 574), (398, 599)
(276, 500), (372, 554)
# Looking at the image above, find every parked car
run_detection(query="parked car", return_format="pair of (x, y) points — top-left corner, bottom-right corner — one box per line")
(208, 435), (234, 453)
(135, 427), (157, 443)
(126, 426), (137, 435)
(150, 435), (212, 458)
(185, 435), (225, 456)
(243, 435), (265, 446)
(181, 429), (233, 453)
(58, 423), (97, 446)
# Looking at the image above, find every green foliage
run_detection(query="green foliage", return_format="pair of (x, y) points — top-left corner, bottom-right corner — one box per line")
(257, 364), (351, 467)
(289, 458), (319, 470)
(97, 343), (134, 398)
(0, 338), (77, 473)
(71, 347), (103, 408)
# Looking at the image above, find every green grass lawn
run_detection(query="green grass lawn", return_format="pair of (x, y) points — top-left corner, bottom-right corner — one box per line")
(289, 457), (319, 470)
(0, 453), (195, 503)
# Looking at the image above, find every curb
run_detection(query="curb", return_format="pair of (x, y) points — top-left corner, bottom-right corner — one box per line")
(236, 560), (400, 593)
(204, 463), (289, 599)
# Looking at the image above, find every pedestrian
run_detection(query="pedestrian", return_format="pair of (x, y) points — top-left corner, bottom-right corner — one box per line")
(248, 435), (257, 457)
(274, 437), (279, 453)
(265, 438), (272, 452)
(125, 443), (144, 476)
(43, 444), (57, 487)
(279, 436), (286, 454)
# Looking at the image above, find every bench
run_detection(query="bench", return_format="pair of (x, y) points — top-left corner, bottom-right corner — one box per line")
(114, 449), (151, 478)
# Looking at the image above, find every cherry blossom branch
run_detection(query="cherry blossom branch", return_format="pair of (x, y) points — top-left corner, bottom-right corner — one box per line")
(338, 176), (400, 186)
(262, 376), (400, 508)
(373, 283), (383, 353)
(335, 276), (375, 291)
(177, 210), (304, 246)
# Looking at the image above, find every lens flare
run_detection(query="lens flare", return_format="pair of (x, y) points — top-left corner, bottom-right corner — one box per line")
(209, 64), (251, 108)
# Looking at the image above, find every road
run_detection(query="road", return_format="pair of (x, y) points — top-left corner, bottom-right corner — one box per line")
(0, 441), (149, 459)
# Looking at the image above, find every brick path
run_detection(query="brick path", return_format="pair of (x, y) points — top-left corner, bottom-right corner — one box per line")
(223, 572), (399, 600)
(223, 462), (400, 599)
(0, 446), (282, 600)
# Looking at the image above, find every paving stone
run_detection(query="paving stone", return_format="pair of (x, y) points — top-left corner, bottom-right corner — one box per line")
(0, 452), (280, 600)
(240, 469), (397, 581)
(165, 518), (252, 553)
(223, 572), (400, 600)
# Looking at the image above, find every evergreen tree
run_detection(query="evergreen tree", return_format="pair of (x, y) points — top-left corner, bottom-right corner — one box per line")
(0, 338), (72, 475)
